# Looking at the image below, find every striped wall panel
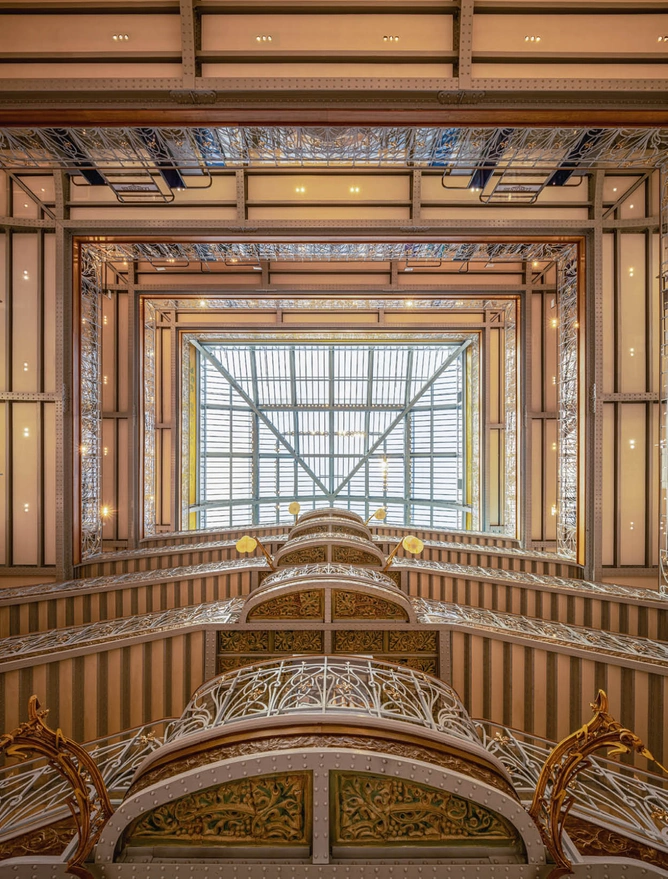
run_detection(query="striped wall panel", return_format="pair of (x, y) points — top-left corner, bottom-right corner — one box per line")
(0, 631), (207, 742)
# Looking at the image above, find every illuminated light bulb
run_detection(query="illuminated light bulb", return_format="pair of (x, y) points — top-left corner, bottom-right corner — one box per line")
(23, 362), (28, 372)
(630, 521), (634, 530)
(630, 347), (635, 356)
(103, 375), (108, 385)
(41, 188), (45, 193)
(552, 376), (557, 385)
(256, 35), (261, 41)
(613, 187), (617, 192)
(629, 439), (636, 449)
(101, 506), (110, 518)
(551, 504), (557, 516)
(629, 267), (634, 276)
(23, 427), (29, 437)
(104, 447), (108, 456)
(23, 203), (28, 208)
(574, 321), (579, 329)
(532, 260), (539, 267)
(200, 300), (206, 306)
(23, 503), (29, 513)
(551, 318), (558, 328)
(80, 444), (87, 455)
(113, 34), (118, 40)
(629, 204), (634, 209)
(405, 300), (414, 307)
(552, 442), (557, 451)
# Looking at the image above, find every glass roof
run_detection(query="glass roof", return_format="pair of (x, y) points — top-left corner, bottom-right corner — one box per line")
(194, 342), (470, 529)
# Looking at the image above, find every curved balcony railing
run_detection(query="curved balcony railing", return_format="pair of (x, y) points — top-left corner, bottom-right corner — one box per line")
(477, 722), (668, 852)
(162, 656), (481, 747)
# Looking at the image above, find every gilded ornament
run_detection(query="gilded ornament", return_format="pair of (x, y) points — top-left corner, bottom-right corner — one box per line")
(388, 631), (437, 653)
(332, 591), (408, 621)
(401, 656), (438, 674)
(564, 815), (668, 869)
(0, 818), (76, 860)
(0, 696), (113, 879)
(333, 630), (384, 653)
(219, 631), (269, 652)
(529, 689), (668, 876)
(331, 547), (378, 566)
(280, 547), (326, 566)
(124, 773), (310, 847)
(332, 772), (520, 846)
(248, 590), (323, 620)
(274, 630), (323, 652)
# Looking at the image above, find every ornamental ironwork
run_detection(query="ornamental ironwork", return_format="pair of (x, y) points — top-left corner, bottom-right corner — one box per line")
(527, 689), (667, 874)
(162, 656), (482, 747)
(0, 721), (166, 845)
(0, 697), (113, 879)
(2, 126), (668, 172)
(479, 721), (668, 855)
(0, 599), (243, 661)
(413, 597), (668, 666)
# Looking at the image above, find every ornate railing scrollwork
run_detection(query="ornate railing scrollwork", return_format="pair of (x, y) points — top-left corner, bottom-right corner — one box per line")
(528, 689), (668, 876)
(0, 696), (113, 879)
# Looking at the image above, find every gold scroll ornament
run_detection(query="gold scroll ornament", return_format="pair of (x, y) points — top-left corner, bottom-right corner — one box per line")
(0, 696), (113, 879)
(528, 689), (668, 877)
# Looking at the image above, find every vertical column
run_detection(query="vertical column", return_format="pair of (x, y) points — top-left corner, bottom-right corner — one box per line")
(589, 173), (604, 580)
(522, 262), (534, 548)
(56, 172), (74, 577)
(126, 265), (140, 548)
(659, 167), (668, 592)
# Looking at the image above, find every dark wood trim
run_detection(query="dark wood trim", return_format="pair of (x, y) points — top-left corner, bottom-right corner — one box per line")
(4, 105), (668, 127)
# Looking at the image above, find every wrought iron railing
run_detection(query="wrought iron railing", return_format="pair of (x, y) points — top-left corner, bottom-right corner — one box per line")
(414, 597), (668, 666)
(162, 656), (481, 746)
(0, 599), (244, 661)
(0, 721), (171, 841)
(477, 721), (668, 853)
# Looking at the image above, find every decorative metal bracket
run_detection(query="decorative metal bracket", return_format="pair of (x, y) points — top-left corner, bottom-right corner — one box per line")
(528, 689), (667, 877)
(0, 696), (113, 879)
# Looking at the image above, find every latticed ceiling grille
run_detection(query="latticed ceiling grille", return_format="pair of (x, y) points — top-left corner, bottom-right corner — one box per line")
(195, 342), (469, 529)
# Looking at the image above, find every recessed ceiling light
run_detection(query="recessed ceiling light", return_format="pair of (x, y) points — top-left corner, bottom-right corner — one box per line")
(256, 35), (273, 42)
(383, 35), (399, 42)
(525, 35), (541, 42)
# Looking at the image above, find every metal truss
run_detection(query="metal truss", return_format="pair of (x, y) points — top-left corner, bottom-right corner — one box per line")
(2, 127), (668, 175)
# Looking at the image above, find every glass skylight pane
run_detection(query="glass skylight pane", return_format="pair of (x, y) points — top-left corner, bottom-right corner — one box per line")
(195, 341), (467, 529)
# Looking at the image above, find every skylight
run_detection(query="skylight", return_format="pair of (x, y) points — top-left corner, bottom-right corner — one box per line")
(193, 342), (470, 529)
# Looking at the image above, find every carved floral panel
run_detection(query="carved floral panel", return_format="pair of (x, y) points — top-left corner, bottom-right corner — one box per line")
(124, 773), (311, 847)
(248, 590), (324, 620)
(331, 772), (520, 847)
